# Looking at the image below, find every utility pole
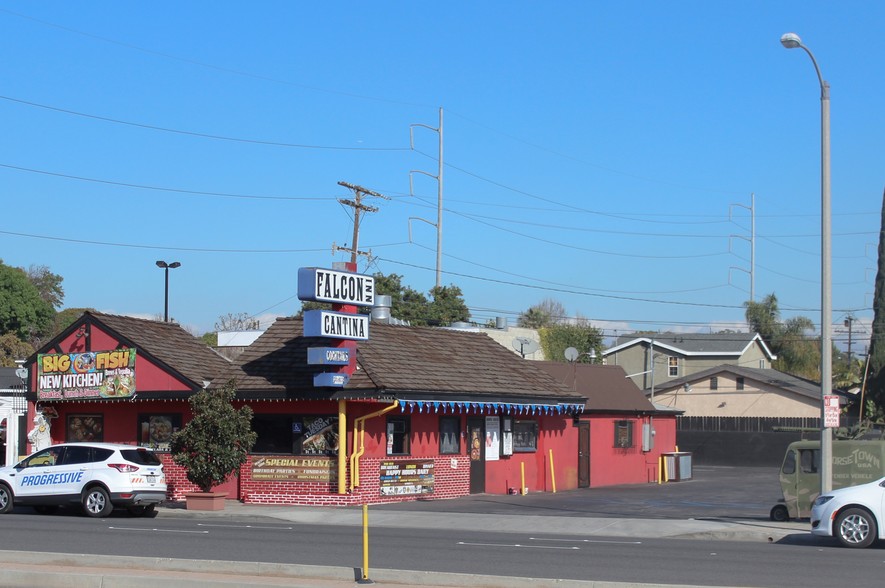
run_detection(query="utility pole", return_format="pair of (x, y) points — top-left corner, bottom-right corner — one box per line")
(409, 107), (444, 288)
(843, 315), (854, 363)
(334, 181), (388, 265)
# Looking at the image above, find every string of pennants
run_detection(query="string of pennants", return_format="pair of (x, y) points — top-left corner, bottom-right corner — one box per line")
(399, 400), (584, 416)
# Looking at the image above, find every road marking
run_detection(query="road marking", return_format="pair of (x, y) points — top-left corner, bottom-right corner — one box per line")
(529, 537), (643, 545)
(108, 527), (208, 534)
(458, 542), (579, 550)
(197, 523), (294, 530)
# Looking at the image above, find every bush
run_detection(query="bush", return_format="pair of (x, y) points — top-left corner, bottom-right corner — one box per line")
(170, 380), (257, 493)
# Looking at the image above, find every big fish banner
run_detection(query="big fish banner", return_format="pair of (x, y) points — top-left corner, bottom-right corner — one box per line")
(37, 349), (137, 401)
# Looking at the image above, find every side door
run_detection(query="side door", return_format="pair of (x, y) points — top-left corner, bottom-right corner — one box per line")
(12, 447), (69, 500)
(578, 422), (590, 488)
(467, 417), (485, 494)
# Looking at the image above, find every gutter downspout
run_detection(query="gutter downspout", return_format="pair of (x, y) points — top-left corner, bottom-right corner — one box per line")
(350, 399), (399, 492)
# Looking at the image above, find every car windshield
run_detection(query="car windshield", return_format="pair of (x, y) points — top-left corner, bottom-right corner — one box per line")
(119, 448), (162, 466)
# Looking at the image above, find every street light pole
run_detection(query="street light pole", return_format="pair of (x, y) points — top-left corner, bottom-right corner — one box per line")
(781, 32), (833, 494)
(155, 260), (181, 323)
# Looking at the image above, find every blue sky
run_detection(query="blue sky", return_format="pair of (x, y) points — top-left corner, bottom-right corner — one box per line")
(1, 2), (882, 351)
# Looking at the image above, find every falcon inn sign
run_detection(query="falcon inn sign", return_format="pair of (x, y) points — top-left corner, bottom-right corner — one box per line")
(298, 266), (375, 387)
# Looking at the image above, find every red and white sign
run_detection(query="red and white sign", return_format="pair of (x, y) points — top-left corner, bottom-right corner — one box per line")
(824, 394), (840, 428)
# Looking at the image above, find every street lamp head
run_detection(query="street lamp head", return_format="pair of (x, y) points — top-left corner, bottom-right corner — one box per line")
(156, 260), (167, 268)
(169, 262), (181, 269)
(156, 260), (182, 269)
(780, 32), (802, 49)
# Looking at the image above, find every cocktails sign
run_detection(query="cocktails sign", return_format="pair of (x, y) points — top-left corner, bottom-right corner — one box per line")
(37, 349), (137, 401)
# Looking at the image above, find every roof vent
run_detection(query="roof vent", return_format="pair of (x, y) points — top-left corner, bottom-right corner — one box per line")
(371, 295), (392, 324)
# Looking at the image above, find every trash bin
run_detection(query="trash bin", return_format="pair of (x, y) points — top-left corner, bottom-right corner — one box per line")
(662, 452), (692, 481)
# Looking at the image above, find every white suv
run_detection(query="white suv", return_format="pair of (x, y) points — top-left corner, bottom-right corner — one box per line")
(0, 442), (167, 517)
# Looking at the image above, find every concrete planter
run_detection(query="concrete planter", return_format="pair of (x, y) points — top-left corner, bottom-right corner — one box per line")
(184, 491), (228, 510)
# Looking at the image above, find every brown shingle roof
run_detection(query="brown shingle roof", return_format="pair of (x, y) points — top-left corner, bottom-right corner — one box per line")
(82, 311), (230, 387)
(532, 361), (657, 413)
(214, 318), (585, 405)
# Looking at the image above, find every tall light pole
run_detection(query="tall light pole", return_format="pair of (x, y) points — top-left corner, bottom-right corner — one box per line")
(781, 32), (832, 494)
(155, 260), (181, 323)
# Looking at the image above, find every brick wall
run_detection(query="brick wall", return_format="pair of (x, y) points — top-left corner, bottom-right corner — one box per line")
(161, 454), (470, 505)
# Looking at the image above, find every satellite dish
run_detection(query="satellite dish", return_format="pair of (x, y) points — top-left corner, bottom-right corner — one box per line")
(564, 347), (579, 362)
(512, 337), (540, 358)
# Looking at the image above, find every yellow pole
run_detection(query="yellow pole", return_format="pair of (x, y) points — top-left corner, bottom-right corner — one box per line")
(350, 400), (399, 492)
(548, 449), (557, 493)
(662, 454), (669, 483)
(361, 503), (371, 582)
(338, 400), (347, 495)
(520, 462), (526, 495)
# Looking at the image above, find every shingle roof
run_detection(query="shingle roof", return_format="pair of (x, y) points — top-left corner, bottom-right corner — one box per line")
(532, 362), (659, 413)
(646, 364), (836, 401)
(605, 332), (775, 359)
(45, 311), (231, 389)
(213, 318), (585, 405)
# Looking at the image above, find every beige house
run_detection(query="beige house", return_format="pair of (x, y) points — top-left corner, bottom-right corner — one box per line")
(603, 332), (776, 391)
(648, 364), (822, 418)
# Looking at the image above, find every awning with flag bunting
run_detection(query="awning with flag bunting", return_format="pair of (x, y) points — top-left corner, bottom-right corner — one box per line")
(397, 400), (584, 415)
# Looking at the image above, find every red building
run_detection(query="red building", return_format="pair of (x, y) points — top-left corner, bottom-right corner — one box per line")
(24, 311), (676, 505)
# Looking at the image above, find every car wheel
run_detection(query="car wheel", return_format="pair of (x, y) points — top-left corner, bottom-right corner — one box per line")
(834, 508), (878, 548)
(770, 505), (790, 522)
(127, 504), (157, 518)
(82, 486), (113, 518)
(34, 505), (59, 515)
(0, 484), (13, 514)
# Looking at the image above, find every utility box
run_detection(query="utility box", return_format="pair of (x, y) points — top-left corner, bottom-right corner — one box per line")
(662, 452), (692, 481)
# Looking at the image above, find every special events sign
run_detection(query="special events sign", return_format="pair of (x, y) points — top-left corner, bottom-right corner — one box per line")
(379, 460), (435, 496)
(37, 349), (137, 401)
(251, 456), (337, 483)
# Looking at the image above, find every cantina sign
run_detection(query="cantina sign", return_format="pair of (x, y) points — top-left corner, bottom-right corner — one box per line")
(37, 349), (137, 401)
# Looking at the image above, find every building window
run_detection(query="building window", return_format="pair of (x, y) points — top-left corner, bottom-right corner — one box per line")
(137, 414), (182, 451)
(614, 420), (634, 448)
(67, 415), (104, 443)
(512, 420), (538, 452)
(710, 377), (719, 390)
(668, 356), (678, 377)
(439, 416), (460, 454)
(736, 377), (745, 391)
(386, 416), (411, 455)
(252, 415), (339, 455)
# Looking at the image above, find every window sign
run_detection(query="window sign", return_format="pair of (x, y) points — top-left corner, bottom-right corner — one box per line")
(485, 416), (500, 461)
(137, 414), (181, 451)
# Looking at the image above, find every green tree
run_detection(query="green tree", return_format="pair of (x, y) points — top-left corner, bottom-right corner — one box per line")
(50, 308), (94, 339)
(200, 332), (218, 346)
(864, 187), (885, 416)
(745, 293), (820, 379)
(170, 381), (257, 493)
(518, 298), (566, 329)
(0, 332), (34, 367)
(539, 321), (603, 364)
(26, 264), (64, 309)
(0, 260), (54, 343)
(426, 285), (469, 326)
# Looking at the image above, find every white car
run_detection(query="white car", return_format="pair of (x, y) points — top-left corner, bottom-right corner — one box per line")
(810, 476), (885, 548)
(0, 442), (167, 517)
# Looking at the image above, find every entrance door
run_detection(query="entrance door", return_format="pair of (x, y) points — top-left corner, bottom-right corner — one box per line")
(467, 417), (485, 494)
(578, 422), (590, 488)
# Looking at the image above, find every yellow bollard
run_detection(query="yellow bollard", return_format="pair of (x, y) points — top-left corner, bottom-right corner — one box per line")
(520, 462), (526, 495)
(548, 449), (557, 493)
(662, 454), (669, 483)
(359, 504), (373, 584)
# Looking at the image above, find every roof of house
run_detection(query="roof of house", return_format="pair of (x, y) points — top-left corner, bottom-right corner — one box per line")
(645, 363), (841, 402)
(604, 332), (776, 360)
(213, 317), (586, 407)
(33, 311), (231, 389)
(0, 367), (25, 391)
(531, 362), (661, 414)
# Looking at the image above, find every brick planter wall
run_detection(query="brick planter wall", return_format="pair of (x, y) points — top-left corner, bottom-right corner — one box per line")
(161, 454), (470, 505)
